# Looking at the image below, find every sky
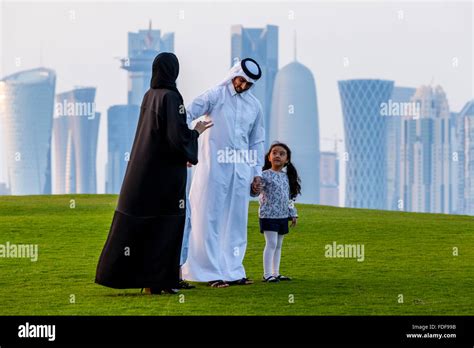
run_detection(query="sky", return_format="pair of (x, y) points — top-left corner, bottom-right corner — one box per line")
(0, 0), (472, 200)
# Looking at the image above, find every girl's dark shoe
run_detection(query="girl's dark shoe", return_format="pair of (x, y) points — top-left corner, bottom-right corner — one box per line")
(276, 275), (292, 281)
(262, 276), (280, 283)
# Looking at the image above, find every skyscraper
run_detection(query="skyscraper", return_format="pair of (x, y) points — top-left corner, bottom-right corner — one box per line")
(52, 115), (73, 193)
(449, 111), (461, 214)
(231, 25), (278, 147)
(338, 79), (394, 210)
(386, 86), (416, 211)
(0, 68), (56, 195)
(455, 100), (474, 215)
(320, 151), (339, 207)
(270, 60), (320, 204)
(400, 85), (451, 214)
(121, 22), (174, 106)
(53, 87), (100, 194)
(105, 105), (139, 194)
(0, 183), (10, 195)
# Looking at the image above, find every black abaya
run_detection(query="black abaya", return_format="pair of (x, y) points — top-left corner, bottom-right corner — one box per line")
(95, 53), (199, 289)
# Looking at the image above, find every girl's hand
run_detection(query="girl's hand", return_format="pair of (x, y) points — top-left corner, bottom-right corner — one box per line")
(290, 217), (297, 227)
(251, 176), (262, 194)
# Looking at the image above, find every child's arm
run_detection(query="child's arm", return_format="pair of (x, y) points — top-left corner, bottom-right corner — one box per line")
(289, 198), (298, 227)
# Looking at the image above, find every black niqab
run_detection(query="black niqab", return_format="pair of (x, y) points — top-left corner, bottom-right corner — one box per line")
(150, 52), (183, 103)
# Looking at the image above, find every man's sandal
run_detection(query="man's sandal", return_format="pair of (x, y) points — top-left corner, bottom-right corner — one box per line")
(208, 280), (229, 288)
(262, 276), (279, 283)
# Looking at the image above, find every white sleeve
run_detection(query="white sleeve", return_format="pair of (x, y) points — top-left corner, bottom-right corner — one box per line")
(289, 198), (298, 218)
(249, 103), (265, 178)
(186, 87), (218, 127)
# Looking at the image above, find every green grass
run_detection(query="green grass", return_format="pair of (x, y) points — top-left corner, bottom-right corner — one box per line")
(0, 194), (472, 315)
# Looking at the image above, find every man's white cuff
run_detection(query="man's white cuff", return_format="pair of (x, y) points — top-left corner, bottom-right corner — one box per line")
(253, 165), (262, 178)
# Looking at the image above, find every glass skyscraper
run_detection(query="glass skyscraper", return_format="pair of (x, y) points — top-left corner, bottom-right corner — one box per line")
(400, 85), (451, 214)
(53, 87), (100, 194)
(338, 79), (394, 210)
(271, 60), (320, 204)
(455, 100), (474, 215)
(122, 23), (174, 107)
(320, 151), (339, 207)
(386, 86), (416, 211)
(0, 68), (56, 195)
(52, 115), (73, 193)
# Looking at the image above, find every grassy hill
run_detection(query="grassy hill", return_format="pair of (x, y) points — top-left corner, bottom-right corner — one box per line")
(0, 194), (472, 315)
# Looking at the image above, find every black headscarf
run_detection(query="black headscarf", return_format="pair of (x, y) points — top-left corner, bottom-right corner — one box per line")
(150, 52), (183, 103)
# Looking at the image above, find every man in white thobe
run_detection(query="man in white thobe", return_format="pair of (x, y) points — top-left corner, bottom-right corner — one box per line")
(182, 58), (265, 286)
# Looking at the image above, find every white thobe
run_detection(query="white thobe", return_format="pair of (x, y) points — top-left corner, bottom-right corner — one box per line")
(181, 82), (265, 282)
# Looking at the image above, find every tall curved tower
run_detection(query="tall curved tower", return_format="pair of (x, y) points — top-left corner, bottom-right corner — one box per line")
(54, 87), (100, 194)
(0, 68), (56, 195)
(338, 79), (394, 210)
(270, 61), (320, 204)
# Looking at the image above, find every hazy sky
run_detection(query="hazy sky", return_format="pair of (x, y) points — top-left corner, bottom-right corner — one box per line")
(1, 0), (472, 199)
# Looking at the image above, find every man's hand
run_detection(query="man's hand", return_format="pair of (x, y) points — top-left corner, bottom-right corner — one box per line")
(290, 217), (297, 228)
(251, 176), (262, 195)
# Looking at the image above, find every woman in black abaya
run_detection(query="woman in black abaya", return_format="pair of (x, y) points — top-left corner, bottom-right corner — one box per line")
(95, 52), (212, 294)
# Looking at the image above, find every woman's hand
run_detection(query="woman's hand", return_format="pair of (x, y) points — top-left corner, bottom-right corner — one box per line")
(194, 120), (214, 134)
(290, 217), (297, 228)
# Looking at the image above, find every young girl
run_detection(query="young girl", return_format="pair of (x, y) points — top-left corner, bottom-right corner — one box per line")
(252, 142), (301, 283)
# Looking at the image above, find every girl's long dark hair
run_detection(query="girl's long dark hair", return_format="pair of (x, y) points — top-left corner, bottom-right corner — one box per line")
(263, 142), (301, 199)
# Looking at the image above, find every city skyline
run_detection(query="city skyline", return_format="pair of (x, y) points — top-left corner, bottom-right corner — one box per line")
(0, 1), (472, 207)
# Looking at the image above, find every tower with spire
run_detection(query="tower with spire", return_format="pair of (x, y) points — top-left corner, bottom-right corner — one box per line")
(269, 33), (321, 204)
(121, 21), (174, 106)
(105, 22), (174, 193)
